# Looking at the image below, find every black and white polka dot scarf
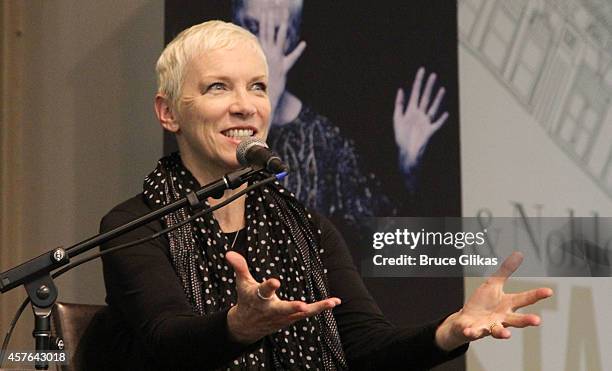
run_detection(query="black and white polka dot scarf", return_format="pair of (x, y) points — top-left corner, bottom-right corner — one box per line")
(143, 153), (347, 370)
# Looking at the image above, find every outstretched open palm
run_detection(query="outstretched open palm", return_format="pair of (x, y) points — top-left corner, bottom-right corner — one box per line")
(225, 251), (340, 344)
(393, 67), (448, 172)
(436, 252), (553, 350)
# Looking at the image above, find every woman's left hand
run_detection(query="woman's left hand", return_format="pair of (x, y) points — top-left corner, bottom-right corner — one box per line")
(434, 252), (553, 351)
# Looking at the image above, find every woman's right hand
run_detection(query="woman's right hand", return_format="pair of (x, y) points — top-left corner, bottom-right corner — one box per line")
(225, 251), (340, 344)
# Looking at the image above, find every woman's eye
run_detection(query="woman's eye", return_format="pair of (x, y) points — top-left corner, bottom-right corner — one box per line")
(252, 82), (267, 92)
(206, 83), (226, 92)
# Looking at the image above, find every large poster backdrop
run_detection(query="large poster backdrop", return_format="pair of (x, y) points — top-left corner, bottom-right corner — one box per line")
(165, 0), (461, 216)
(165, 1), (463, 369)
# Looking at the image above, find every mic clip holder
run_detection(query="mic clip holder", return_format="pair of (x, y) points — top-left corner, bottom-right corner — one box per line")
(0, 247), (68, 369)
(186, 166), (259, 211)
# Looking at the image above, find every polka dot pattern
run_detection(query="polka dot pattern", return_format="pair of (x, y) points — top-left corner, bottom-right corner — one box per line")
(143, 153), (347, 370)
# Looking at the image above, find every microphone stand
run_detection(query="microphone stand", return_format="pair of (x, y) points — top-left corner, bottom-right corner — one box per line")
(0, 166), (259, 370)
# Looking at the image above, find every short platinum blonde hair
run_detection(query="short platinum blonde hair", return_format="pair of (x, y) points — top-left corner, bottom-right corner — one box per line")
(155, 20), (267, 110)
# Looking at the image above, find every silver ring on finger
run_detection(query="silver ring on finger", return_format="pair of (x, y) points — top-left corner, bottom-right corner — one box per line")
(257, 287), (273, 301)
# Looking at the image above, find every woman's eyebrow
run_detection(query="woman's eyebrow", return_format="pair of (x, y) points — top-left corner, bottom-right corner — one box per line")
(250, 75), (267, 82)
(200, 75), (267, 83)
(201, 75), (231, 81)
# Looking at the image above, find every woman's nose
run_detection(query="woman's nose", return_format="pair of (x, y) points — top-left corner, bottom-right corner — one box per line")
(229, 90), (257, 117)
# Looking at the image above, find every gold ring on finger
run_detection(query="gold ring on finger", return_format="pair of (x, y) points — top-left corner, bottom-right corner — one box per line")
(489, 322), (501, 334)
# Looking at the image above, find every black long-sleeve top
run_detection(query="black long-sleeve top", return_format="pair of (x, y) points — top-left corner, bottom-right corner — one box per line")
(94, 194), (467, 370)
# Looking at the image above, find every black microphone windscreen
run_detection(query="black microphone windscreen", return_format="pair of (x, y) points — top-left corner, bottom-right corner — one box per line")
(236, 138), (268, 167)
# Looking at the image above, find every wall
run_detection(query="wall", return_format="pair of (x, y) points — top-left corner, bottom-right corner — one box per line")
(0, 0), (163, 352)
(459, 0), (612, 369)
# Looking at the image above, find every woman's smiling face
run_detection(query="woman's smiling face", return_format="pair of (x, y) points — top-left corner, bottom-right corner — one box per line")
(173, 43), (271, 174)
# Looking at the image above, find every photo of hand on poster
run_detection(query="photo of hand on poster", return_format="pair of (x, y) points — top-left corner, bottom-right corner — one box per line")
(232, 0), (451, 224)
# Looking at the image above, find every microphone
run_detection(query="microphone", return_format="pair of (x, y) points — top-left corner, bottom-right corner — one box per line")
(236, 138), (288, 174)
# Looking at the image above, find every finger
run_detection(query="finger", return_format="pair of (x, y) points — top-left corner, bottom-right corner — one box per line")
(266, 11), (275, 45)
(427, 87), (446, 118)
(260, 12), (269, 43)
(226, 251), (257, 284)
(431, 112), (448, 132)
(489, 251), (524, 284)
(304, 297), (341, 313)
(257, 277), (280, 299)
(490, 323), (511, 339)
(284, 41), (306, 71)
(276, 8), (289, 46)
(259, 12), (266, 43)
(462, 327), (476, 339)
(419, 72), (437, 110)
(511, 287), (553, 310)
(394, 88), (405, 121)
(502, 312), (541, 328)
(286, 298), (342, 321)
(272, 299), (314, 318)
(463, 326), (487, 340)
(273, 300), (308, 317)
(407, 67), (425, 109)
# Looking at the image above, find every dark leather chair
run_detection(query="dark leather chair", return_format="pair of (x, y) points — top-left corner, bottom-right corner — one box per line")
(51, 302), (106, 371)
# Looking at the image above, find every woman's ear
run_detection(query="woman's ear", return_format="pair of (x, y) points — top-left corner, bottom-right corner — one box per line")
(154, 94), (180, 132)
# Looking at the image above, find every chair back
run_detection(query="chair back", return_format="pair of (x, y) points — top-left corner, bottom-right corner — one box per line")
(51, 302), (106, 371)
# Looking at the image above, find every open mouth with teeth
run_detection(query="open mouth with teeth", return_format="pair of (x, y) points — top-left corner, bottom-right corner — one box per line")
(222, 128), (255, 139)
